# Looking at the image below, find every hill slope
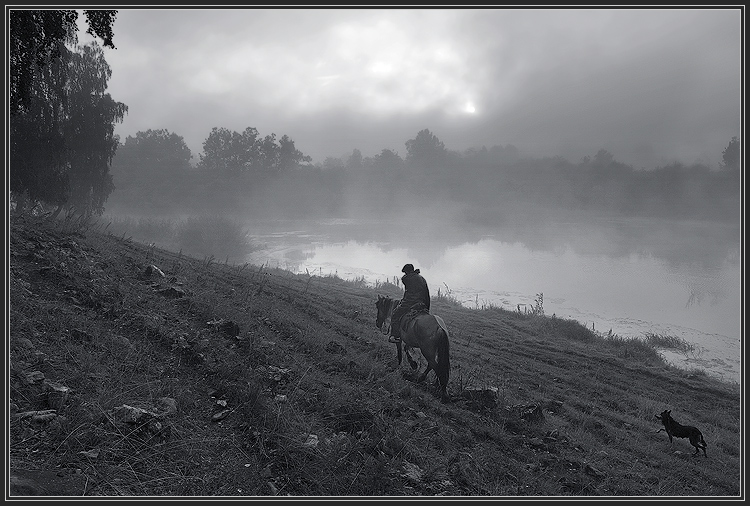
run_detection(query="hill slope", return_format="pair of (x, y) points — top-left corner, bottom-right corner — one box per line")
(8, 215), (741, 497)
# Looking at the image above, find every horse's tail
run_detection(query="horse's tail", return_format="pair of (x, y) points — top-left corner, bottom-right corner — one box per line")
(436, 325), (450, 393)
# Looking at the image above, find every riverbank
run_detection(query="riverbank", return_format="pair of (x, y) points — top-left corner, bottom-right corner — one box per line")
(9, 214), (741, 497)
(242, 217), (741, 385)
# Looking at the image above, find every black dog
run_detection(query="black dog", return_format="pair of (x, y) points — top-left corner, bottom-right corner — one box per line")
(655, 409), (707, 457)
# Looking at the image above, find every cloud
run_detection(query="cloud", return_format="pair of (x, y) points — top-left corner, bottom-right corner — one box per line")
(87, 7), (740, 168)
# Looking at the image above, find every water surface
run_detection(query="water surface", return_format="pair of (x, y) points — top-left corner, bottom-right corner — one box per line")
(245, 216), (742, 384)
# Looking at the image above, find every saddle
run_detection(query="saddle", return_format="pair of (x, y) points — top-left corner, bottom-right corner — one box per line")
(390, 301), (430, 342)
(403, 302), (429, 321)
(393, 302), (431, 343)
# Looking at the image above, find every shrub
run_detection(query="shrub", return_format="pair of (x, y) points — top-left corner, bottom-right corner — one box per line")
(174, 215), (250, 262)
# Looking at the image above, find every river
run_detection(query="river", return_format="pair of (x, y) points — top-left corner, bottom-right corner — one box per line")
(244, 215), (742, 385)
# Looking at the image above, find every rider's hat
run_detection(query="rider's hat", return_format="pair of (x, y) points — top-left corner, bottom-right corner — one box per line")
(402, 263), (415, 274)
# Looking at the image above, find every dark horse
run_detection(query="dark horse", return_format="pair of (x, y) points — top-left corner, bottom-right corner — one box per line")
(375, 294), (450, 401)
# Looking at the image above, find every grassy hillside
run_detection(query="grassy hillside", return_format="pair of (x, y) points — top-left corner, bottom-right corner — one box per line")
(8, 214), (741, 497)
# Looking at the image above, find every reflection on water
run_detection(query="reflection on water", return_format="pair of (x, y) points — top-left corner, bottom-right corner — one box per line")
(245, 216), (742, 384)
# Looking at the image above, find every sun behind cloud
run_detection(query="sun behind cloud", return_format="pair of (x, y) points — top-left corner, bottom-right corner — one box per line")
(463, 101), (477, 114)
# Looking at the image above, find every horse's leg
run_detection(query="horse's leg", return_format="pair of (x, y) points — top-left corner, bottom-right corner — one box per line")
(439, 384), (449, 402)
(418, 344), (438, 383)
(424, 362), (447, 400)
(396, 341), (403, 365)
(418, 363), (433, 382)
(404, 346), (418, 370)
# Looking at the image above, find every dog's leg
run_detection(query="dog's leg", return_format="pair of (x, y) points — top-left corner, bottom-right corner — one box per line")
(696, 436), (708, 457)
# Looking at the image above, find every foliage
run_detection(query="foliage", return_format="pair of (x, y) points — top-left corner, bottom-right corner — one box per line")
(116, 129), (193, 173)
(405, 128), (448, 169)
(346, 148), (364, 171)
(370, 149), (405, 175)
(9, 10), (116, 115)
(107, 129), (194, 214)
(9, 9), (125, 217)
(80, 10), (117, 48)
(102, 214), (253, 263)
(531, 293), (544, 316)
(108, 125), (347, 219)
(278, 134), (312, 173)
(643, 332), (695, 354)
(108, 122), (739, 224)
(720, 136), (740, 172)
(63, 44), (127, 216)
(197, 127), (311, 178)
(198, 127), (258, 176)
(174, 215), (251, 262)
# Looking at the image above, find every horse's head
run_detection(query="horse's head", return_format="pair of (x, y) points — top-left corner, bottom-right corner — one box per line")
(375, 294), (391, 330)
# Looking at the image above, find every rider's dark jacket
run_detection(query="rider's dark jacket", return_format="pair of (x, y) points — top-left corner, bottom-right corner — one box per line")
(401, 269), (430, 311)
(390, 269), (430, 338)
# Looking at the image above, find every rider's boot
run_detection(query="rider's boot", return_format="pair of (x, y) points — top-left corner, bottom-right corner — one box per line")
(388, 330), (401, 344)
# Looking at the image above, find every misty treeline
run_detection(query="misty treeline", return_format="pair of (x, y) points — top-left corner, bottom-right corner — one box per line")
(9, 10), (740, 227)
(105, 127), (341, 218)
(104, 127), (741, 225)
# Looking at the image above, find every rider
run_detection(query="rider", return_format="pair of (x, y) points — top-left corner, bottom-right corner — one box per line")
(389, 263), (430, 343)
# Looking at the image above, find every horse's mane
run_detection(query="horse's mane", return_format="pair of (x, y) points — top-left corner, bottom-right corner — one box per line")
(383, 295), (395, 314)
(377, 295), (397, 316)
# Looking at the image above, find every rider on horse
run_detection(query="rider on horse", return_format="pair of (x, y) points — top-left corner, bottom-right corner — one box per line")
(389, 263), (431, 343)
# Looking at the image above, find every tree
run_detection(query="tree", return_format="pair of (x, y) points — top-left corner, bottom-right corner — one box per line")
(198, 127), (246, 175)
(198, 127), (311, 181)
(9, 50), (71, 211)
(10, 10), (117, 116)
(114, 129), (193, 175)
(278, 135), (312, 173)
(258, 133), (279, 175)
(63, 43), (127, 216)
(322, 157), (345, 171)
(720, 136), (740, 172)
(346, 149), (363, 171)
(108, 129), (193, 213)
(371, 149), (404, 173)
(405, 129), (447, 170)
(240, 127), (262, 172)
(592, 149), (615, 167)
(9, 9), (122, 215)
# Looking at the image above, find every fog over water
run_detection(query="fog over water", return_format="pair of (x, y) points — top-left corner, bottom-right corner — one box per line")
(85, 7), (741, 385)
(245, 214), (741, 384)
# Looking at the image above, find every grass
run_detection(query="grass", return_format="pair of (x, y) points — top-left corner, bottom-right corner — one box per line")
(100, 213), (255, 264)
(643, 332), (696, 354)
(8, 213), (741, 497)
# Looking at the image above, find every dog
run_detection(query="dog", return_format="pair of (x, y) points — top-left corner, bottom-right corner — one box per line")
(655, 409), (707, 457)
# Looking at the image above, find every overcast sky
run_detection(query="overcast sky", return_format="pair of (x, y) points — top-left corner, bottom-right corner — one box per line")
(79, 7), (742, 169)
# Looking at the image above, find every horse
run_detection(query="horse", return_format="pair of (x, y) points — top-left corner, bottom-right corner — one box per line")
(375, 294), (450, 401)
